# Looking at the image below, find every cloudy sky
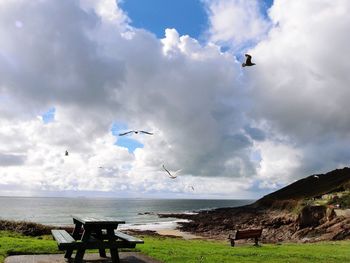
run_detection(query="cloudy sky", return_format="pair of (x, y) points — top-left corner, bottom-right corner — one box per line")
(1, 0), (349, 199)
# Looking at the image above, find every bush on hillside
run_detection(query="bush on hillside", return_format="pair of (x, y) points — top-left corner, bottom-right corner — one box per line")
(0, 220), (72, 236)
(328, 192), (350, 209)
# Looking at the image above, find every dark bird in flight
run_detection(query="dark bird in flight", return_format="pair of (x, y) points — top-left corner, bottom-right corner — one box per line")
(242, 54), (256, 67)
(162, 165), (182, 179)
(65, 150), (69, 156)
(190, 185), (195, 191)
(118, 130), (153, 136)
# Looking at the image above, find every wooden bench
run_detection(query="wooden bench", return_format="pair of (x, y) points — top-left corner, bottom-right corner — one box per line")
(228, 228), (263, 247)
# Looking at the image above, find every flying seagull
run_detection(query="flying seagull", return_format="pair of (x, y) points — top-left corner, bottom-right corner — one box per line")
(65, 150), (69, 156)
(118, 130), (153, 136)
(313, 175), (319, 179)
(242, 54), (256, 67)
(162, 165), (182, 179)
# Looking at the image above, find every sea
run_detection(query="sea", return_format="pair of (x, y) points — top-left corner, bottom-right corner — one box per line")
(0, 197), (254, 231)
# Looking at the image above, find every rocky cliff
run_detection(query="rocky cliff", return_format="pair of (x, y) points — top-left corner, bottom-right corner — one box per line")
(168, 167), (350, 242)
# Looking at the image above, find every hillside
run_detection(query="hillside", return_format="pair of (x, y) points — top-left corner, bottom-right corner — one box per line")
(165, 167), (350, 242)
(255, 167), (350, 208)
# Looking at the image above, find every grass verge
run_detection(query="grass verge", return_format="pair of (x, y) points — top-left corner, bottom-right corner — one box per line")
(0, 231), (59, 262)
(1, 231), (350, 263)
(138, 236), (350, 263)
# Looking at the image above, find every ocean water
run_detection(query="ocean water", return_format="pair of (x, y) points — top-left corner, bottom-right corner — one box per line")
(0, 197), (254, 230)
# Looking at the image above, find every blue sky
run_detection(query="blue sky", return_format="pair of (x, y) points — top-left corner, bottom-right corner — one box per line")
(111, 122), (144, 152)
(121, 0), (274, 39)
(42, 107), (55, 123)
(120, 0), (208, 39)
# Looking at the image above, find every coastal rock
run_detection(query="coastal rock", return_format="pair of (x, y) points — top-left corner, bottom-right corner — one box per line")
(297, 205), (327, 228)
(262, 216), (294, 228)
(292, 217), (350, 241)
(137, 212), (155, 215)
(166, 205), (350, 243)
(326, 207), (336, 221)
(158, 213), (196, 219)
(158, 167), (350, 243)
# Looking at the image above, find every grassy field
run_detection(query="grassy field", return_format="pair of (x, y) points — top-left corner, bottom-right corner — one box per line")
(1, 231), (350, 263)
(0, 231), (58, 262)
(139, 236), (350, 263)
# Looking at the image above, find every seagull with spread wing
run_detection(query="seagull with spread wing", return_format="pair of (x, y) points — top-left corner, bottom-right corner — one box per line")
(242, 54), (256, 67)
(118, 130), (153, 136)
(162, 165), (182, 179)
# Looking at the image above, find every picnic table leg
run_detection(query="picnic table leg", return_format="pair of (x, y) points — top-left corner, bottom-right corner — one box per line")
(72, 220), (83, 239)
(95, 229), (107, 258)
(64, 249), (74, 259)
(107, 227), (120, 263)
(74, 228), (91, 263)
(65, 221), (83, 259)
(228, 234), (235, 247)
(254, 237), (259, 246)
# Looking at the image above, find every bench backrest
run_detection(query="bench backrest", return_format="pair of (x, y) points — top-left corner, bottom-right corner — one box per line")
(235, 229), (262, 240)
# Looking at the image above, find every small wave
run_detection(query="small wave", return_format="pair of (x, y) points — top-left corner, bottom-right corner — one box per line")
(119, 219), (189, 231)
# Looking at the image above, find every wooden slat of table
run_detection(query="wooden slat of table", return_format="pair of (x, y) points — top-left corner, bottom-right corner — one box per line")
(72, 215), (125, 225)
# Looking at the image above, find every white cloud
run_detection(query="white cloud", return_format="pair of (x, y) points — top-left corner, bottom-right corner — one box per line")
(248, 0), (350, 176)
(255, 140), (302, 185)
(80, 0), (129, 25)
(204, 0), (271, 50)
(0, 0), (260, 198)
(1, 0), (349, 199)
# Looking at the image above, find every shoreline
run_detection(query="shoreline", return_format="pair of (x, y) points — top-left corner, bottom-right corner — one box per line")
(126, 228), (203, 240)
(120, 218), (204, 239)
(0, 217), (204, 240)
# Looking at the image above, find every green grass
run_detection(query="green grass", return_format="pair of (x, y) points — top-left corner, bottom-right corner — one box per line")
(1, 231), (350, 263)
(0, 231), (59, 262)
(138, 236), (350, 263)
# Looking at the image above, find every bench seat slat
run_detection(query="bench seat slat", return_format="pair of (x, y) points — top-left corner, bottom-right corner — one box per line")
(100, 230), (144, 244)
(51, 230), (76, 249)
(114, 231), (144, 243)
(52, 230), (75, 244)
(235, 229), (262, 240)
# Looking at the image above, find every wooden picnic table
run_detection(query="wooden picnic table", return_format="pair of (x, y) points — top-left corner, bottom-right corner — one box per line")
(51, 215), (143, 263)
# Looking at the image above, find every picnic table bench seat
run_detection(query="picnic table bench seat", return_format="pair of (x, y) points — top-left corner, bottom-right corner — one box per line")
(51, 230), (76, 250)
(228, 228), (263, 247)
(51, 229), (101, 250)
(114, 231), (144, 245)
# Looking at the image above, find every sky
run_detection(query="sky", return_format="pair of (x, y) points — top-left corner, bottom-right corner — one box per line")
(1, 0), (350, 199)
(120, 0), (209, 39)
